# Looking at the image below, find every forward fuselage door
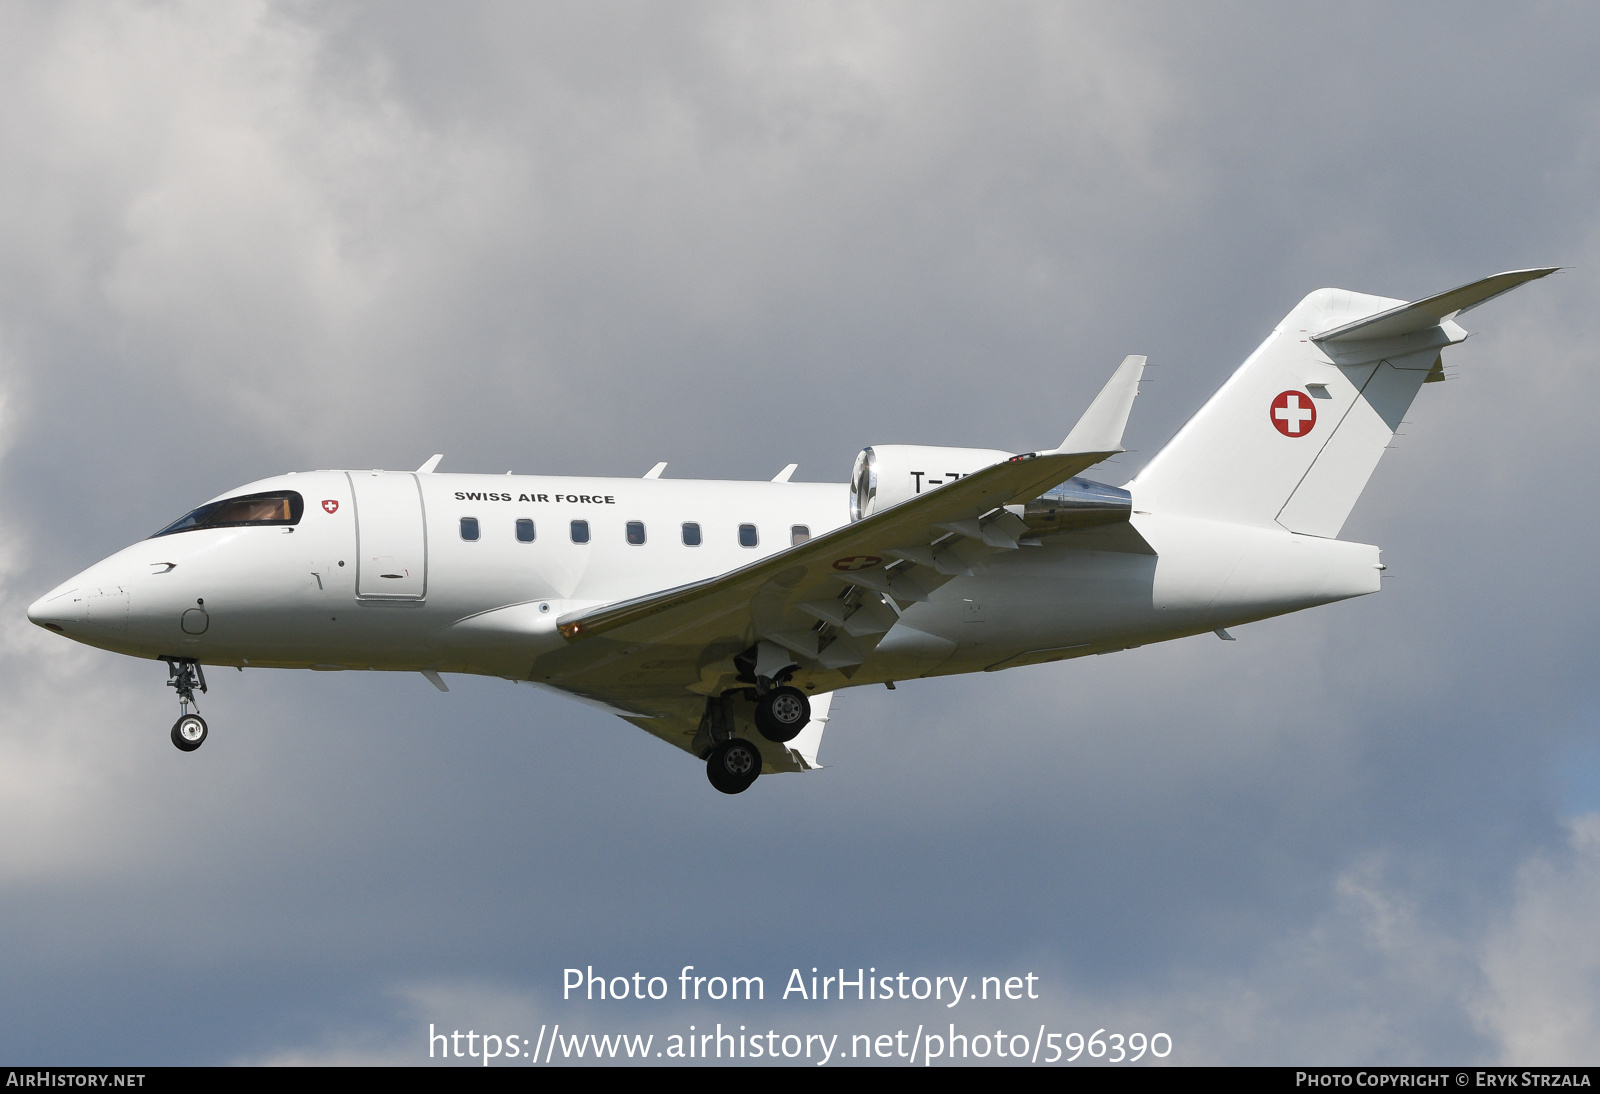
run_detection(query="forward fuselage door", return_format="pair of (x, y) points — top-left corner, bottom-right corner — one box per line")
(347, 471), (428, 600)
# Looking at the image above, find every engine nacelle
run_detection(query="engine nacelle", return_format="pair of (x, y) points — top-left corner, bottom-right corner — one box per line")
(848, 445), (1015, 521)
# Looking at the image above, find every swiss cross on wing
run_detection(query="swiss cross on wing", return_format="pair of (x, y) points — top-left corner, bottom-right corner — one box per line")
(1270, 390), (1317, 437)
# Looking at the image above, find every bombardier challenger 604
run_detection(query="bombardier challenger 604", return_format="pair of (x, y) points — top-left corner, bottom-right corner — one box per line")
(29, 269), (1555, 792)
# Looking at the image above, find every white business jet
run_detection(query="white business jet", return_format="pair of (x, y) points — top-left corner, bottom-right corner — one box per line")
(29, 269), (1554, 792)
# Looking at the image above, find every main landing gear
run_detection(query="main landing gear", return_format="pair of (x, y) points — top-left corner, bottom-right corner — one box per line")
(697, 681), (815, 794)
(162, 657), (209, 752)
(754, 686), (811, 743)
(706, 738), (763, 795)
(697, 690), (768, 795)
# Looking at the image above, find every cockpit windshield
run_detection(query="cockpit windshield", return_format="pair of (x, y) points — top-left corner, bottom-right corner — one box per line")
(151, 491), (304, 537)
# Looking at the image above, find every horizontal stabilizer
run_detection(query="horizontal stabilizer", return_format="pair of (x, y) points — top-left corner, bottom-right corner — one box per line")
(1131, 265), (1555, 536)
(1315, 268), (1558, 343)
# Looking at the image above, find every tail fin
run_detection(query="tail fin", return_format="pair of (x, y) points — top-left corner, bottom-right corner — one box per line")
(1130, 268), (1556, 537)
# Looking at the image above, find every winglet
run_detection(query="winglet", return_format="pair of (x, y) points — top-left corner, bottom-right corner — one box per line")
(1056, 355), (1147, 453)
(416, 454), (444, 474)
(771, 463), (798, 483)
(1315, 268), (1559, 343)
(643, 462), (668, 479)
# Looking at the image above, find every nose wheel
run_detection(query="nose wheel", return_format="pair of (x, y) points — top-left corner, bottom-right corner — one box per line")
(171, 714), (208, 752)
(161, 657), (210, 752)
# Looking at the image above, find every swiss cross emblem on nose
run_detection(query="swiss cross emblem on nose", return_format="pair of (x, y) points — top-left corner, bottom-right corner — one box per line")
(322, 500), (339, 514)
(1270, 390), (1317, 437)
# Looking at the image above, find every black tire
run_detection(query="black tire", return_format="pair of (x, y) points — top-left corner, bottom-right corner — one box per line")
(170, 714), (208, 752)
(706, 737), (763, 794)
(754, 686), (810, 743)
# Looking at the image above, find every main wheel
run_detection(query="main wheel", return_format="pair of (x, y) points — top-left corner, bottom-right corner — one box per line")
(706, 737), (762, 794)
(171, 714), (208, 752)
(754, 686), (810, 743)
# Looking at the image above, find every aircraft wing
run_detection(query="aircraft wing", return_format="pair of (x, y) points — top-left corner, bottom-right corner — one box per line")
(528, 356), (1146, 768)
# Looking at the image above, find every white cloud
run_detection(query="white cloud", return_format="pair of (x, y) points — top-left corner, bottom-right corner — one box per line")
(1476, 815), (1600, 1065)
(242, 981), (554, 1067)
(229, 823), (1600, 1066)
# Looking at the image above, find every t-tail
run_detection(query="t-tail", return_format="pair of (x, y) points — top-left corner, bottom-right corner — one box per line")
(1128, 268), (1558, 537)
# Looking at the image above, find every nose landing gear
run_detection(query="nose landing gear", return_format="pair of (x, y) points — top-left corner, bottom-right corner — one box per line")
(171, 713), (208, 752)
(162, 657), (209, 753)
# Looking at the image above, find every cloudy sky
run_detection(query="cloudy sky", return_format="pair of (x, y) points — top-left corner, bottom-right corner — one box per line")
(2, 0), (1599, 1066)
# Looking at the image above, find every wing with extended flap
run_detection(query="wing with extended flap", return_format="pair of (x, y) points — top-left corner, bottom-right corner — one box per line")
(531, 355), (1148, 768)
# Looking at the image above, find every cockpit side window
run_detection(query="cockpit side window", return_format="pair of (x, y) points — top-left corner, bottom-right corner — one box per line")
(151, 491), (305, 537)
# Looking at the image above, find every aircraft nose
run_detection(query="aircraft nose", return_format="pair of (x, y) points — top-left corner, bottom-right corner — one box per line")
(29, 562), (135, 639)
(27, 586), (80, 633)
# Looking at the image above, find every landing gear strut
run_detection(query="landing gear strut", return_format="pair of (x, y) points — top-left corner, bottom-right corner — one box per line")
(162, 657), (209, 753)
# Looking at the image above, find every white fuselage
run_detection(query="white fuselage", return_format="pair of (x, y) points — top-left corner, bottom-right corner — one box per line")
(29, 469), (1382, 691)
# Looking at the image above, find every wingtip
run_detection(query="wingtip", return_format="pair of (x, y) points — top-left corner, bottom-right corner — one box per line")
(1058, 354), (1147, 454)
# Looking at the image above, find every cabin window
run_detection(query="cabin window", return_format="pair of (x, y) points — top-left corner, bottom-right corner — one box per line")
(460, 517), (480, 541)
(515, 519), (535, 543)
(151, 491), (305, 537)
(626, 521), (646, 545)
(791, 525), (810, 545)
(682, 522), (701, 546)
(571, 520), (590, 544)
(739, 523), (758, 548)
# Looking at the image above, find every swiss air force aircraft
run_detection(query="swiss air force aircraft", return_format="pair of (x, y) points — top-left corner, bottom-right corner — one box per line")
(29, 269), (1554, 793)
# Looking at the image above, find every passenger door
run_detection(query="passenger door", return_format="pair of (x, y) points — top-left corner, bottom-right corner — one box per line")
(347, 472), (428, 600)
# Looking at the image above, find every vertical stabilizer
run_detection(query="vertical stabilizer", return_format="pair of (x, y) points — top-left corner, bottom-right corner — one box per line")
(1129, 269), (1555, 537)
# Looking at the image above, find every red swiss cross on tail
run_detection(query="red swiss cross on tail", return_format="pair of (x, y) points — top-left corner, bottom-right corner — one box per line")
(1270, 390), (1316, 437)
(322, 500), (339, 514)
